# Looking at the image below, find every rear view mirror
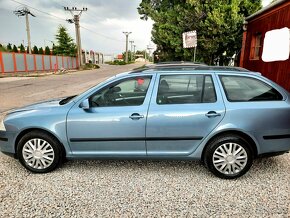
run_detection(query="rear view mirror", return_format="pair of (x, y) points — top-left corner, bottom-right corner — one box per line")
(79, 99), (90, 110)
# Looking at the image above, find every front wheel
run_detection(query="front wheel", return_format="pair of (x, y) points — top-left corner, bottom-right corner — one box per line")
(204, 135), (254, 179)
(17, 131), (62, 173)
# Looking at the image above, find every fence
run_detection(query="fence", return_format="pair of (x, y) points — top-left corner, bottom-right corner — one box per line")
(0, 52), (78, 74)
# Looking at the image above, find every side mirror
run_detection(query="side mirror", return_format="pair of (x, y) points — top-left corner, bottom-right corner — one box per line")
(79, 99), (90, 110)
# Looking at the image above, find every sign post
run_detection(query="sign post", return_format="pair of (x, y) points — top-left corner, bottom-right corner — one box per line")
(182, 30), (197, 62)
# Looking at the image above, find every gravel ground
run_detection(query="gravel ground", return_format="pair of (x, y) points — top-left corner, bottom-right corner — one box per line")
(0, 152), (289, 217)
(0, 65), (289, 217)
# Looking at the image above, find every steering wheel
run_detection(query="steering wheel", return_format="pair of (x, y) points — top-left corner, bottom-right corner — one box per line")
(115, 92), (131, 105)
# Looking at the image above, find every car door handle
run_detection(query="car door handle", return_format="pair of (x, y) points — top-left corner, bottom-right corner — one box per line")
(205, 111), (221, 118)
(129, 113), (144, 120)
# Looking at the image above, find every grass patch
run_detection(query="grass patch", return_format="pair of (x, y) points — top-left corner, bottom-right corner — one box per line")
(107, 60), (135, 65)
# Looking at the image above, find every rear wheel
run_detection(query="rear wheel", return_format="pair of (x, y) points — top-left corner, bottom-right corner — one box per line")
(17, 131), (62, 173)
(204, 135), (253, 179)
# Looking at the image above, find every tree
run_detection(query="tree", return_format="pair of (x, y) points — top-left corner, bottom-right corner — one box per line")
(138, 0), (262, 65)
(45, 46), (51, 55)
(52, 44), (57, 55)
(122, 50), (132, 62)
(0, 44), (7, 52)
(54, 25), (77, 56)
(7, 43), (12, 51)
(38, 47), (44, 54)
(19, 44), (25, 53)
(12, 44), (18, 53)
(33, 45), (39, 54)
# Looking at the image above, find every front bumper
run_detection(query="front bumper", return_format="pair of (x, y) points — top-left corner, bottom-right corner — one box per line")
(0, 130), (17, 155)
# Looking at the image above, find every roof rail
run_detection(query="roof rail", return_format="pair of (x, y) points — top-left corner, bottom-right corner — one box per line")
(129, 64), (250, 74)
(146, 61), (207, 68)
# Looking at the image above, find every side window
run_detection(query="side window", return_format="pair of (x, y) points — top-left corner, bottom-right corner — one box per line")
(220, 75), (283, 102)
(90, 76), (152, 107)
(157, 75), (217, 105)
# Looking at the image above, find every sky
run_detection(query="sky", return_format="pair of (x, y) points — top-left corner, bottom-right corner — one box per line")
(0, 0), (271, 55)
(0, 0), (154, 55)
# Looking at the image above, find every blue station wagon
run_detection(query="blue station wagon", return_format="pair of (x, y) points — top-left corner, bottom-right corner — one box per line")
(1, 63), (290, 179)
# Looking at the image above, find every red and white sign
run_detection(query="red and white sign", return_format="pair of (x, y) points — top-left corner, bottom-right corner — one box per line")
(183, 31), (197, 48)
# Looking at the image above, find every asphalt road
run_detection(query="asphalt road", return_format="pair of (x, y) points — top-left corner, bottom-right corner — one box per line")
(0, 63), (289, 217)
(0, 63), (144, 113)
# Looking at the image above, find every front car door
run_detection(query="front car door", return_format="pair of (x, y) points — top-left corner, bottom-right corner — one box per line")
(67, 74), (155, 157)
(146, 72), (225, 156)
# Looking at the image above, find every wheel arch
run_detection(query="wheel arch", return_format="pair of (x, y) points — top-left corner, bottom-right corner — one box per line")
(201, 130), (258, 161)
(14, 128), (66, 158)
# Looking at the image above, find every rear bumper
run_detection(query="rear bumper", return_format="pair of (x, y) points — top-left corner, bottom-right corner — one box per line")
(0, 130), (17, 155)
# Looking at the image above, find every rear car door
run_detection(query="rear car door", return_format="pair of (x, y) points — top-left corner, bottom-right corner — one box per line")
(146, 73), (225, 156)
(218, 74), (290, 155)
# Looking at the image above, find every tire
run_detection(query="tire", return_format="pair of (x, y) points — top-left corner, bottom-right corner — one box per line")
(204, 134), (253, 179)
(17, 130), (63, 173)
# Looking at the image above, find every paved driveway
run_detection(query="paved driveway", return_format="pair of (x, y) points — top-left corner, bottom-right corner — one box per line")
(0, 63), (144, 113)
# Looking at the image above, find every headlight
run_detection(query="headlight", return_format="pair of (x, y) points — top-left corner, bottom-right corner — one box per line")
(0, 114), (6, 131)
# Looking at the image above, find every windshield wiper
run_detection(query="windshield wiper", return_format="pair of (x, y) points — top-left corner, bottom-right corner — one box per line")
(59, 95), (77, 105)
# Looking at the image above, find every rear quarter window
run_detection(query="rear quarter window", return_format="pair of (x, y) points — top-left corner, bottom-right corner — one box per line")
(220, 75), (283, 102)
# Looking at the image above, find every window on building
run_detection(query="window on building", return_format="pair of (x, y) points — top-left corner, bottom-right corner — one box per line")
(250, 33), (262, 60)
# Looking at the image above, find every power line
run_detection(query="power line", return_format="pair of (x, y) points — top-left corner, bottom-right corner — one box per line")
(80, 26), (122, 42)
(10, 0), (67, 22)
(10, 0), (123, 43)
(86, 11), (104, 21)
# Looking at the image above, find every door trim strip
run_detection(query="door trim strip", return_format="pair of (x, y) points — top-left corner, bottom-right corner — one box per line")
(70, 136), (203, 142)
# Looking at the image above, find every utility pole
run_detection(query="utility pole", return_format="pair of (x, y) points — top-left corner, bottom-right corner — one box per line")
(133, 45), (136, 53)
(129, 40), (134, 61)
(122, 32), (132, 63)
(14, 7), (35, 54)
(64, 7), (88, 68)
(133, 45), (136, 61)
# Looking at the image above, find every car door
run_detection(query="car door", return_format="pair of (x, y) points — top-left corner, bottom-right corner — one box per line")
(146, 73), (225, 156)
(67, 74), (155, 157)
(218, 74), (290, 155)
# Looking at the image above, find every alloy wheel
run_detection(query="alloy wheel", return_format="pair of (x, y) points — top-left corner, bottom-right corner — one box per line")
(212, 142), (248, 175)
(22, 138), (55, 170)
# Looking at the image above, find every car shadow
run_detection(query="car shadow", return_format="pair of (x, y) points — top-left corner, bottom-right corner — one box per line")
(57, 154), (288, 180)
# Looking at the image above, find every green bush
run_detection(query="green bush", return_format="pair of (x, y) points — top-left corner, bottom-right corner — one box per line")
(116, 61), (126, 65)
(82, 63), (100, 70)
(0, 44), (7, 52)
(108, 60), (134, 65)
